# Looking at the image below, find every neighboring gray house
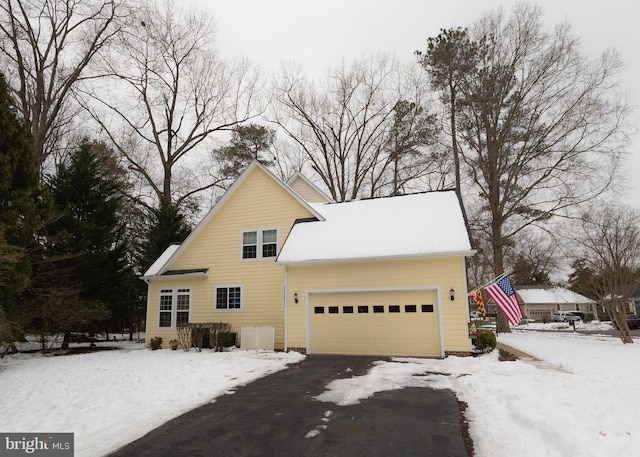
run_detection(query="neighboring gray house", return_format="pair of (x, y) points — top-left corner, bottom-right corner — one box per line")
(515, 285), (596, 321)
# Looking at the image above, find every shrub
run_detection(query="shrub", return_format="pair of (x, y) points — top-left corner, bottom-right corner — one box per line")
(216, 331), (236, 350)
(149, 336), (163, 350)
(474, 329), (496, 353)
(169, 339), (179, 350)
(498, 348), (517, 361)
(584, 313), (595, 323)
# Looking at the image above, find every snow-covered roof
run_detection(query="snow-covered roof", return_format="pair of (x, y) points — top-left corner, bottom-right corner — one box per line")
(142, 244), (180, 278)
(516, 286), (596, 304)
(276, 190), (474, 264)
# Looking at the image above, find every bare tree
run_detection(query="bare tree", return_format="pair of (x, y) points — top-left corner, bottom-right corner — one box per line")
(0, 0), (124, 174)
(272, 56), (442, 201)
(508, 229), (558, 285)
(79, 0), (261, 208)
(423, 4), (629, 332)
(570, 204), (640, 343)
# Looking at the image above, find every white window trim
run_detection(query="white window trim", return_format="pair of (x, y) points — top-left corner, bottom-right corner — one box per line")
(240, 227), (279, 261)
(214, 284), (244, 312)
(158, 287), (192, 329)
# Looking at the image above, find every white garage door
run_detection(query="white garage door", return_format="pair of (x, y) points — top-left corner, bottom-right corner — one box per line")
(309, 290), (441, 357)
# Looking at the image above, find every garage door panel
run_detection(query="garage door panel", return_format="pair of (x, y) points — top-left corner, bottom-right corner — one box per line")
(310, 290), (440, 357)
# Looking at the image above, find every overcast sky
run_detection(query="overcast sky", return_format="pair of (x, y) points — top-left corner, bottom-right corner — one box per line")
(193, 0), (640, 207)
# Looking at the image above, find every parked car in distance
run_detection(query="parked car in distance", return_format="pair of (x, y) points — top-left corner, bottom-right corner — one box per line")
(570, 311), (586, 320)
(627, 315), (640, 330)
(552, 311), (582, 323)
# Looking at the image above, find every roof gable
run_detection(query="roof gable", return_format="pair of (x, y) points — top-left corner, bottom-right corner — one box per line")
(276, 189), (475, 264)
(287, 173), (334, 203)
(143, 161), (324, 278)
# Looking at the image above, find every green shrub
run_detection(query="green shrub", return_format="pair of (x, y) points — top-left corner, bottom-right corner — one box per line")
(584, 313), (595, 323)
(149, 336), (163, 350)
(169, 339), (179, 350)
(215, 332), (236, 349)
(474, 329), (496, 353)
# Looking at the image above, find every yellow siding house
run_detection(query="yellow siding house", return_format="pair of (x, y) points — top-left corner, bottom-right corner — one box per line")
(142, 161), (476, 357)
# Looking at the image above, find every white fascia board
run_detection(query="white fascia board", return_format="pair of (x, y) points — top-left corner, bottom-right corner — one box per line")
(275, 249), (477, 266)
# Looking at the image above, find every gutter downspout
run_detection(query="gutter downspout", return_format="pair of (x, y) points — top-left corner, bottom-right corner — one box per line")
(283, 265), (288, 352)
(142, 277), (151, 346)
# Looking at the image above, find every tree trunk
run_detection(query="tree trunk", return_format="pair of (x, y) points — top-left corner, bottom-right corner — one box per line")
(607, 301), (633, 344)
(492, 218), (511, 333)
(449, 83), (461, 193)
(61, 330), (71, 350)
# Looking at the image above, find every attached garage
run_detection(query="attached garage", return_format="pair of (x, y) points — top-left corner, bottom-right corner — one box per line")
(308, 289), (442, 357)
(277, 190), (476, 357)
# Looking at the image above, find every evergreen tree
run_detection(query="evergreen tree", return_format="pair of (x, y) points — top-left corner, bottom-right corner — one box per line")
(26, 139), (133, 349)
(384, 100), (440, 195)
(139, 198), (192, 274)
(214, 124), (275, 184)
(511, 254), (550, 286)
(0, 72), (38, 320)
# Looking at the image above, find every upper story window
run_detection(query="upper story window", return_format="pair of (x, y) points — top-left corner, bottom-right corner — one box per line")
(242, 228), (278, 260)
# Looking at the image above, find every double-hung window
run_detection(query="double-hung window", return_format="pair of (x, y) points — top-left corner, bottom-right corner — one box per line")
(241, 228), (278, 260)
(215, 286), (242, 310)
(158, 287), (191, 328)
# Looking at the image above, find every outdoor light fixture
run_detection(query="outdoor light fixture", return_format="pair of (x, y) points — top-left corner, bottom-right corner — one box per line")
(450, 288), (455, 301)
(294, 292), (299, 304)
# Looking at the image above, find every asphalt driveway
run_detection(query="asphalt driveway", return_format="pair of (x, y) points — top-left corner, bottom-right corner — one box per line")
(109, 355), (468, 457)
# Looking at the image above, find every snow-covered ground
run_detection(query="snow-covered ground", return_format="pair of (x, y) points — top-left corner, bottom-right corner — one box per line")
(1, 323), (637, 457)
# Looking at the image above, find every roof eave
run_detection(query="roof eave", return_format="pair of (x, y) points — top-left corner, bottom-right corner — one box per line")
(139, 271), (208, 281)
(275, 249), (477, 266)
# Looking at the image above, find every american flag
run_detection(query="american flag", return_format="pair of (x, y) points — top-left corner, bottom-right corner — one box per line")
(484, 275), (523, 326)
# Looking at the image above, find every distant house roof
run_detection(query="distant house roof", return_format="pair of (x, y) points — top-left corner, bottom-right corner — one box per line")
(515, 286), (596, 305)
(276, 190), (475, 265)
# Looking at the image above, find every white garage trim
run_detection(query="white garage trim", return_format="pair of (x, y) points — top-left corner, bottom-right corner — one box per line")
(305, 287), (444, 358)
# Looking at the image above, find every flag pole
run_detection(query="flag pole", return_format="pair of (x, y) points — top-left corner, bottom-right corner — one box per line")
(473, 270), (512, 291)
(471, 271), (515, 336)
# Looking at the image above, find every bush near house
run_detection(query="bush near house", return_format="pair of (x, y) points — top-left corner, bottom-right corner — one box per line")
(474, 330), (496, 353)
(149, 337), (163, 350)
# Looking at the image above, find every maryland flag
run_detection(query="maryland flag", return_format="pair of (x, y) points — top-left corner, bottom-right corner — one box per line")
(468, 288), (486, 317)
